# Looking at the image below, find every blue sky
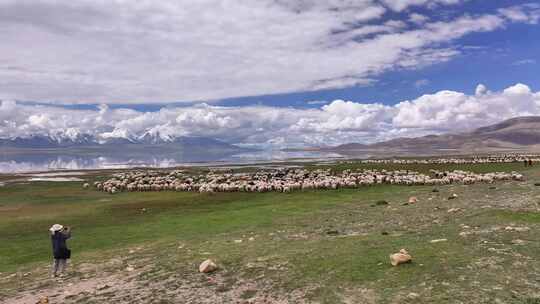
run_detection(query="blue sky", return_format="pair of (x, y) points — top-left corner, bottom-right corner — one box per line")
(1, 1), (540, 146)
(213, 0), (540, 109)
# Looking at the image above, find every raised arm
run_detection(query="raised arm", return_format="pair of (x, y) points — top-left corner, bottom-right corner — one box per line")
(62, 227), (72, 239)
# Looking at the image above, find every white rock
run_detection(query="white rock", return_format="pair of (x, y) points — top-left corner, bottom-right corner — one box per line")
(430, 239), (448, 243)
(407, 292), (420, 299)
(389, 249), (412, 266)
(199, 259), (218, 273)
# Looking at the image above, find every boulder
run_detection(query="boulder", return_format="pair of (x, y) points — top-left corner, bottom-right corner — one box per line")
(390, 249), (412, 266)
(199, 259), (218, 273)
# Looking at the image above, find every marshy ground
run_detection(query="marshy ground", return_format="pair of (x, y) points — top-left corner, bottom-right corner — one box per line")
(1, 161), (540, 303)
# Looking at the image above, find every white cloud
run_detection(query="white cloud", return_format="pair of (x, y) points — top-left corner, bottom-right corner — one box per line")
(512, 59), (537, 66)
(409, 13), (429, 25)
(2, 83), (539, 147)
(0, 1), (535, 104)
(382, 0), (462, 12)
(414, 79), (430, 88)
(498, 4), (540, 24)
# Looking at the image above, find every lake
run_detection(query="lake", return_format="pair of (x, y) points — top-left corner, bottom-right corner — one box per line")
(0, 149), (347, 173)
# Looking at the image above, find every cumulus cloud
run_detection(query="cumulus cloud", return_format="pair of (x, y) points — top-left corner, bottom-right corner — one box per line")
(0, 1), (536, 103)
(382, 0), (463, 12)
(1, 83), (539, 147)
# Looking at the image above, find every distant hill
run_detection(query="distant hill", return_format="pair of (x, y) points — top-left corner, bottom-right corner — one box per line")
(319, 116), (540, 155)
(0, 133), (249, 153)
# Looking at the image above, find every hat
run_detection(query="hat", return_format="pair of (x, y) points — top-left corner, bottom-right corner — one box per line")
(49, 224), (63, 234)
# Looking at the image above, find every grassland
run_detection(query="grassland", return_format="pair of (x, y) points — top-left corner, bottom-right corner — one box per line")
(1, 161), (540, 303)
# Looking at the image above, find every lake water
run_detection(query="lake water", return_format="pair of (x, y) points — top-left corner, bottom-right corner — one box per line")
(0, 149), (347, 173)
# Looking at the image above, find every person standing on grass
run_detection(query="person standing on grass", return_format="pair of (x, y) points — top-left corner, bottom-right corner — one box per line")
(49, 224), (71, 278)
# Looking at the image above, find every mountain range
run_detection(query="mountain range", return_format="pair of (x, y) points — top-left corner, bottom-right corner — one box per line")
(311, 116), (540, 155)
(0, 132), (248, 153)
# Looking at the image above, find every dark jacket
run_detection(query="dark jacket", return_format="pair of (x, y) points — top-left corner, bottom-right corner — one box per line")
(51, 229), (71, 259)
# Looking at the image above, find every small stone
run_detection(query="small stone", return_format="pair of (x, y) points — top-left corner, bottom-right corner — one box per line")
(505, 226), (530, 232)
(407, 292), (420, 299)
(326, 230), (340, 236)
(199, 259), (218, 273)
(248, 237), (255, 241)
(234, 239), (243, 243)
(36, 296), (49, 304)
(448, 208), (461, 213)
(512, 239), (525, 245)
(126, 266), (135, 272)
(96, 284), (110, 290)
(448, 193), (458, 200)
(430, 239), (448, 243)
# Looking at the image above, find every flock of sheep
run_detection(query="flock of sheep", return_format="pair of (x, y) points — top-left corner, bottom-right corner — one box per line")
(357, 155), (540, 165)
(93, 166), (524, 194)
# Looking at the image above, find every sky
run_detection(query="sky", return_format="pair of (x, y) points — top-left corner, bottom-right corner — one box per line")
(1, 0), (540, 147)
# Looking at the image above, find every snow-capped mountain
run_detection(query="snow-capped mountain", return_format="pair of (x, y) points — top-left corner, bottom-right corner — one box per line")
(0, 132), (248, 152)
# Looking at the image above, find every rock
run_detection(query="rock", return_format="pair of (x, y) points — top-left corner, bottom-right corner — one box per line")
(407, 292), (420, 299)
(248, 237), (255, 241)
(234, 239), (243, 243)
(511, 239), (526, 245)
(390, 249), (412, 266)
(381, 231), (389, 236)
(448, 208), (461, 213)
(408, 197), (418, 204)
(374, 200), (389, 206)
(448, 193), (458, 200)
(199, 259), (218, 273)
(430, 239), (448, 243)
(326, 230), (340, 236)
(432, 188), (440, 193)
(36, 296), (49, 304)
(505, 226), (530, 232)
(96, 284), (110, 290)
(126, 266), (135, 272)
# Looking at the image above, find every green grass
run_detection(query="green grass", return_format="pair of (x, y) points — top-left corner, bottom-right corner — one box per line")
(1, 162), (540, 303)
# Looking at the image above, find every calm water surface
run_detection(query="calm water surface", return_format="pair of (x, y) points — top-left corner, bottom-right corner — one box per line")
(0, 149), (348, 173)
